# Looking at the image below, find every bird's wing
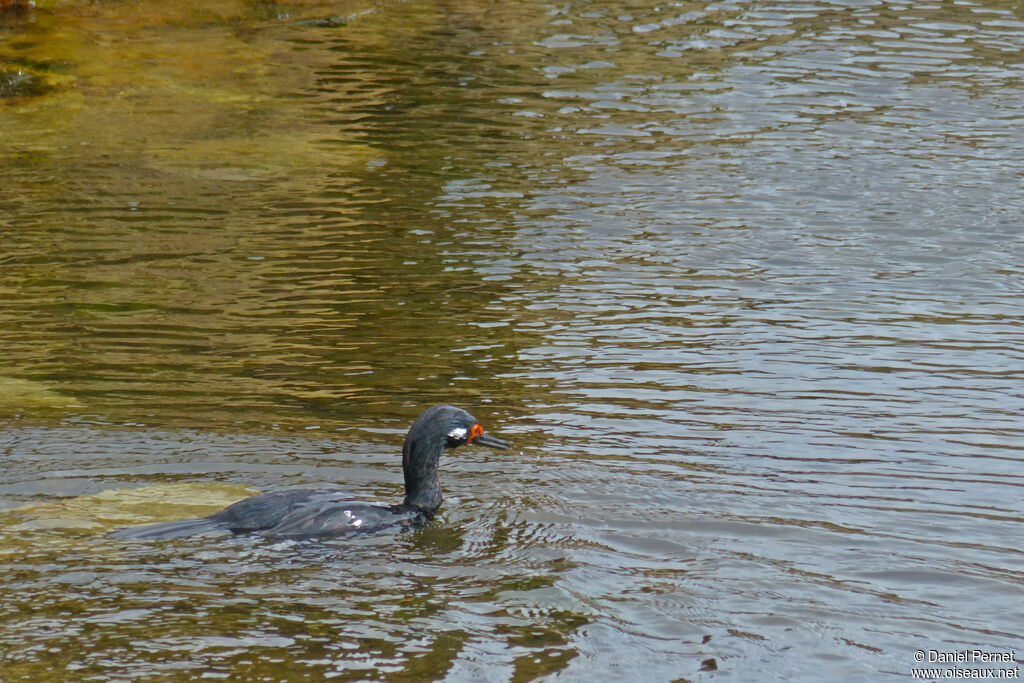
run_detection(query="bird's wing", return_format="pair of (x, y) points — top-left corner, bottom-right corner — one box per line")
(211, 488), (349, 532)
(260, 499), (403, 538)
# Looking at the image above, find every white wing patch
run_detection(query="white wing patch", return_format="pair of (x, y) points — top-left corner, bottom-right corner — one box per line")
(447, 427), (468, 440)
(343, 509), (364, 527)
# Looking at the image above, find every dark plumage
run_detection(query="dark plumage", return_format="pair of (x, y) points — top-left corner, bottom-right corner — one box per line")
(110, 405), (509, 540)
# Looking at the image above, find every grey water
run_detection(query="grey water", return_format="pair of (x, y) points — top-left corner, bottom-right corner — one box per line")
(1, 0), (1023, 680)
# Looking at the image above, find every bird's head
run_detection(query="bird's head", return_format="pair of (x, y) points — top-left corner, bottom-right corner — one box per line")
(401, 404), (510, 511)
(405, 404), (510, 455)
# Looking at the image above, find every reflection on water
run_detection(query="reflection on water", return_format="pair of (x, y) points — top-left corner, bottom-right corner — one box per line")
(2, 0), (1024, 680)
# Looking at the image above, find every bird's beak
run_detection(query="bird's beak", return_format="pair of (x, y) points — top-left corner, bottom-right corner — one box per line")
(471, 432), (510, 450)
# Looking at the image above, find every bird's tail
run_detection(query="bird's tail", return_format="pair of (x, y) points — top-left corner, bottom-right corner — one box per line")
(108, 516), (226, 541)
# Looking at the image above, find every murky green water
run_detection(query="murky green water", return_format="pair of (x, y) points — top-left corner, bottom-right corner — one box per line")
(2, 0), (1023, 680)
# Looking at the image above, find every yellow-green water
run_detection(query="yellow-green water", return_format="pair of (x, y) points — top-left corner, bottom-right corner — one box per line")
(2, 0), (1024, 680)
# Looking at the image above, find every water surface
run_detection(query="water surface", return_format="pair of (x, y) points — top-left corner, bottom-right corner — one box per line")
(2, 0), (1023, 680)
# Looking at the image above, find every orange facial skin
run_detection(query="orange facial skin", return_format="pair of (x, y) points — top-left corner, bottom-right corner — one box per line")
(469, 423), (485, 443)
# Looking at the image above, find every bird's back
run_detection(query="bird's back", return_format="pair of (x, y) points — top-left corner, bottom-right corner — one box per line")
(110, 488), (422, 540)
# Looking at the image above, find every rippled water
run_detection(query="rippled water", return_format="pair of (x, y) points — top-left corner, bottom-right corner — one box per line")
(2, 0), (1023, 680)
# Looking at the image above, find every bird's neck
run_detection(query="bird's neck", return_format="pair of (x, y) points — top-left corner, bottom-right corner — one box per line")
(402, 438), (444, 512)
